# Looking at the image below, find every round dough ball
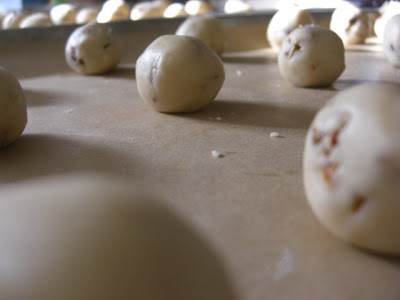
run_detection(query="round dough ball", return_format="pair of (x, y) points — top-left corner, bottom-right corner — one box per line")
(383, 14), (400, 68)
(97, 0), (130, 23)
(278, 25), (345, 87)
(224, 0), (252, 14)
(136, 35), (225, 113)
(19, 12), (52, 28)
(0, 66), (27, 149)
(0, 11), (8, 29)
(374, 1), (400, 41)
(130, 0), (169, 20)
(184, 0), (213, 16)
(2, 11), (26, 29)
(65, 22), (123, 75)
(50, 3), (77, 25)
(76, 7), (100, 24)
(303, 82), (400, 255)
(176, 15), (225, 55)
(330, 2), (369, 46)
(163, 2), (187, 18)
(267, 4), (313, 51)
(0, 174), (237, 300)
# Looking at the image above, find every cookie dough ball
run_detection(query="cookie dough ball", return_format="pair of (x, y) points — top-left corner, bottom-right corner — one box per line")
(176, 15), (225, 55)
(0, 174), (237, 300)
(50, 3), (77, 25)
(374, 1), (400, 41)
(97, 0), (130, 23)
(76, 7), (100, 24)
(0, 67), (27, 149)
(330, 2), (369, 46)
(0, 11), (8, 29)
(2, 11), (26, 29)
(65, 22), (123, 75)
(130, 0), (169, 20)
(303, 83), (400, 255)
(19, 12), (52, 28)
(224, 0), (252, 14)
(267, 4), (313, 51)
(383, 14), (400, 67)
(278, 25), (345, 87)
(185, 0), (212, 16)
(163, 2), (187, 18)
(136, 35), (225, 113)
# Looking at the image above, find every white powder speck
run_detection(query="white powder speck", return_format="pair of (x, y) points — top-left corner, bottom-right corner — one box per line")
(216, 117), (222, 121)
(236, 69), (244, 77)
(273, 248), (294, 281)
(65, 109), (74, 113)
(211, 150), (224, 158)
(270, 132), (280, 138)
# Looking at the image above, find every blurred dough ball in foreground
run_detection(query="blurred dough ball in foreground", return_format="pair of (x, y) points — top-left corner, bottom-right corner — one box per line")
(0, 174), (237, 300)
(130, 0), (169, 20)
(2, 11), (26, 29)
(176, 15), (225, 55)
(65, 22), (123, 75)
(278, 25), (345, 87)
(97, 0), (130, 23)
(374, 1), (400, 40)
(185, 0), (212, 16)
(163, 2), (187, 18)
(330, 2), (369, 46)
(50, 3), (77, 25)
(303, 83), (400, 255)
(76, 7), (100, 24)
(383, 14), (400, 67)
(224, 0), (252, 14)
(0, 67), (27, 149)
(19, 12), (52, 28)
(136, 35), (225, 113)
(267, 4), (313, 51)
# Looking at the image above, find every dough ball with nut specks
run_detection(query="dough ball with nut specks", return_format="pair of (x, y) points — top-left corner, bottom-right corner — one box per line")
(330, 2), (369, 46)
(278, 25), (345, 87)
(383, 14), (400, 68)
(76, 7), (100, 24)
(303, 82), (400, 255)
(130, 0), (169, 20)
(65, 22), (123, 75)
(136, 35), (225, 113)
(267, 4), (313, 51)
(176, 15), (225, 55)
(2, 11), (26, 29)
(0, 67), (27, 149)
(97, 0), (130, 23)
(0, 174), (237, 300)
(50, 3), (77, 25)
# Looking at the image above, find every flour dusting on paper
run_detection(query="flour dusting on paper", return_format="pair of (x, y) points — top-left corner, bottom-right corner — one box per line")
(273, 248), (294, 281)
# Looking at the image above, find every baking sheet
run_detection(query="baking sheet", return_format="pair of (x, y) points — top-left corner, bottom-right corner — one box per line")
(0, 15), (400, 300)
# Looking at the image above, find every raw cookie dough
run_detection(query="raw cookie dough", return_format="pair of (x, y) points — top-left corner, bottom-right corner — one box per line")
(267, 4), (313, 51)
(130, 0), (169, 20)
(50, 3), (77, 25)
(278, 25), (345, 87)
(176, 15), (225, 55)
(163, 2), (187, 18)
(97, 0), (130, 23)
(224, 0), (252, 14)
(76, 7), (100, 24)
(136, 35), (225, 113)
(185, 0), (213, 16)
(0, 174), (237, 300)
(19, 12), (52, 28)
(2, 11), (26, 29)
(0, 67), (27, 149)
(65, 21), (123, 75)
(330, 2), (369, 46)
(303, 82), (400, 255)
(383, 14), (400, 67)
(374, 1), (400, 41)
